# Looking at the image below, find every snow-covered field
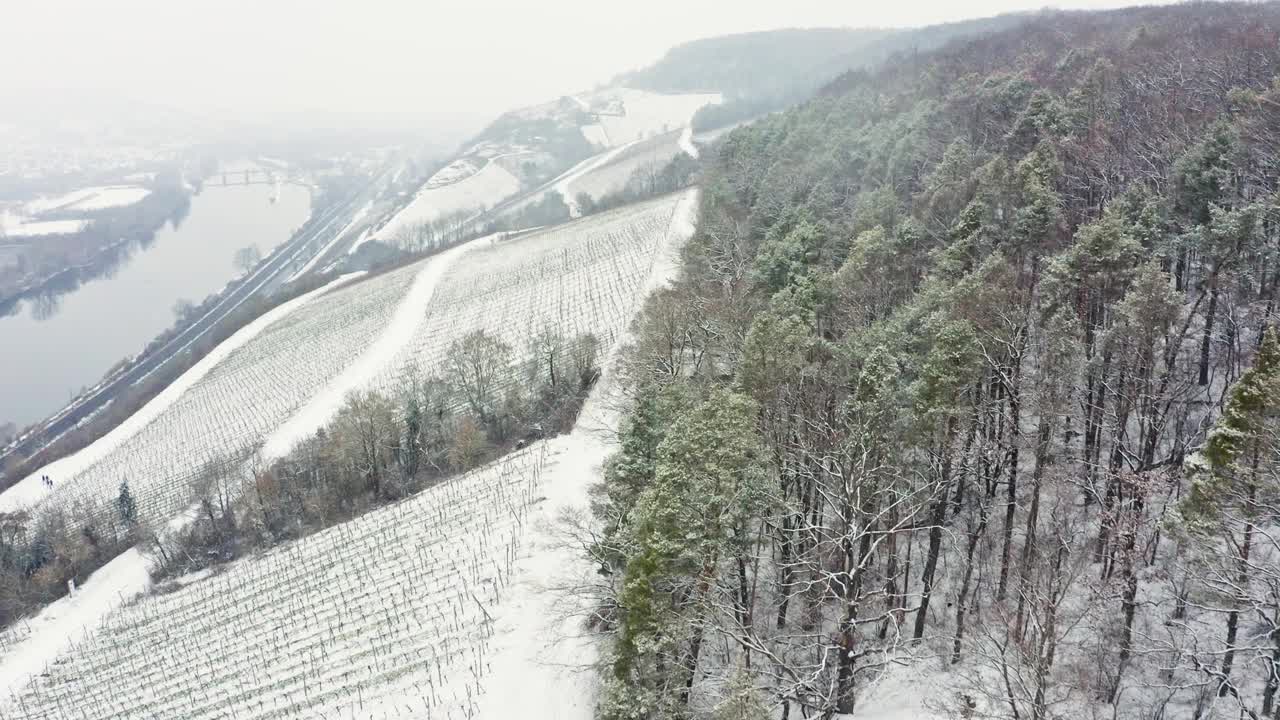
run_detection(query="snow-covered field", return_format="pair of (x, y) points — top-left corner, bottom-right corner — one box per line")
(67, 186), (151, 211)
(367, 192), (694, 403)
(375, 160), (521, 242)
(22, 185), (150, 215)
(580, 88), (720, 148)
(425, 158), (479, 188)
(0, 188), (703, 720)
(0, 219), (87, 237)
(3, 450), (546, 719)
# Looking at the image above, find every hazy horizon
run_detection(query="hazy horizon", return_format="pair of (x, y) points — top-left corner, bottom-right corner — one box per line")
(2, 0), (1168, 138)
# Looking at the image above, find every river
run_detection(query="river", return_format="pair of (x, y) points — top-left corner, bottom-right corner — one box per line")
(0, 181), (311, 432)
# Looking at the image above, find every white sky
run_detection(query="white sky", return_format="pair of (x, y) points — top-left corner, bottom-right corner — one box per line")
(1, 0), (1159, 131)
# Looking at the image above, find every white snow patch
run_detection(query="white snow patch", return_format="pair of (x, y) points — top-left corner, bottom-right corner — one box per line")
(1, 273), (363, 514)
(344, 226), (375, 256)
(845, 662), (953, 720)
(3, 219), (87, 237)
(68, 186), (151, 211)
(678, 125), (699, 159)
(261, 237), (485, 459)
(22, 189), (100, 215)
(376, 160), (521, 242)
(591, 88), (720, 148)
(425, 158), (479, 188)
(580, 123), (610, 147)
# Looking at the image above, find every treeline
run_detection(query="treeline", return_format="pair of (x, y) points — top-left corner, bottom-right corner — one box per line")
(626, 17), (1030, 136)
(153, 328), (600, 580)
(0, 327), (601, 628)
(589, 4), (1280, 719)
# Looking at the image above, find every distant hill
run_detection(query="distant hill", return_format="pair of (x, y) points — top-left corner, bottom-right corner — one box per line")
(619, 16), (1034, 131)
(617, 28), (895, 98)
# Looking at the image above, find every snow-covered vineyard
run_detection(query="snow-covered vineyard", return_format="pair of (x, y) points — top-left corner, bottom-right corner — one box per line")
(0, 192), (697, 720)
(4, 449), (545, 719)
(1, 192), (693, 533)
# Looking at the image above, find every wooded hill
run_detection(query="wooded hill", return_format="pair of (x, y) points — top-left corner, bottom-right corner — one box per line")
(590, 3), (1280, 718)
(620, 16), (1030, 132)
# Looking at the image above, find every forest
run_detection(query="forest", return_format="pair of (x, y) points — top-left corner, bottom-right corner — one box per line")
(589, 4), (1280, 719)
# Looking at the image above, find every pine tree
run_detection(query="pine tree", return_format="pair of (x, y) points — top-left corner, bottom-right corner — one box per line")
(117, 480), (138, 527)
(603, 388), (767, 719)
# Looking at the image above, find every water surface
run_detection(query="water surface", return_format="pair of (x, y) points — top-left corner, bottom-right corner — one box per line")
(0, 182), (311, 429)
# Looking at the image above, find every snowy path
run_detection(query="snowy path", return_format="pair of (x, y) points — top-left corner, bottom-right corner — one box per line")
(0, 273), (364, 514)
(678, 125), (699, 159)
(477, 188), (699, 717)
(262, 236), (484, 459)
(555, 140), (641, 218)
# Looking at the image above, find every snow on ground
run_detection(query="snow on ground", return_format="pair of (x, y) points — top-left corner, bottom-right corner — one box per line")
(261, 237), (484, 459)
(678, 125), (699, 159)
(0, 189), (702, 719)
(478, 188), (700, 718)
(567, 132), (684, 204)
(581, 123), (610, 147)
(844, 663), (953, 720)
(22, 189), (100, 215)
(20, 185), (151, 216)
(0, 273), (364, 515)
(0, 548), (152, 701)
(2, 219), (87, 237)
(67, 186), (150, 211)
(344, 226), (375, 256)
(554, 140), (641, 217)
(375, 160), (521, 242)
(589, 88), (721, 148)
(425, 158), (479, 188)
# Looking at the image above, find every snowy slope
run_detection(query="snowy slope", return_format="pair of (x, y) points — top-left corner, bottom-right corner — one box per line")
(375, 160), (521, 242)
(587, 88), (721, 147)
(0, 189), (703, 720)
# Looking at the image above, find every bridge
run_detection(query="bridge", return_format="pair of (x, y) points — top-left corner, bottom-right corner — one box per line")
(202, 168), (306, 187)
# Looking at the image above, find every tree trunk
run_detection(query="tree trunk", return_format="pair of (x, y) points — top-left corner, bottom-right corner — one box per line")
(1014, 418), (1051, 641)
(914, 417), (957, 640)
(997, 360), (1021, 603)
(1199, 280), (1219, 386)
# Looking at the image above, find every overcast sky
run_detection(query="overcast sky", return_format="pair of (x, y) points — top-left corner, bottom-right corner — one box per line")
(2, 0), (1161, 133)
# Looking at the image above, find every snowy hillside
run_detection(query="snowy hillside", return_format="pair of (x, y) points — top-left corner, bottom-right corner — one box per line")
(0, 189), (702, 720)
(1, 191), (698, 537)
